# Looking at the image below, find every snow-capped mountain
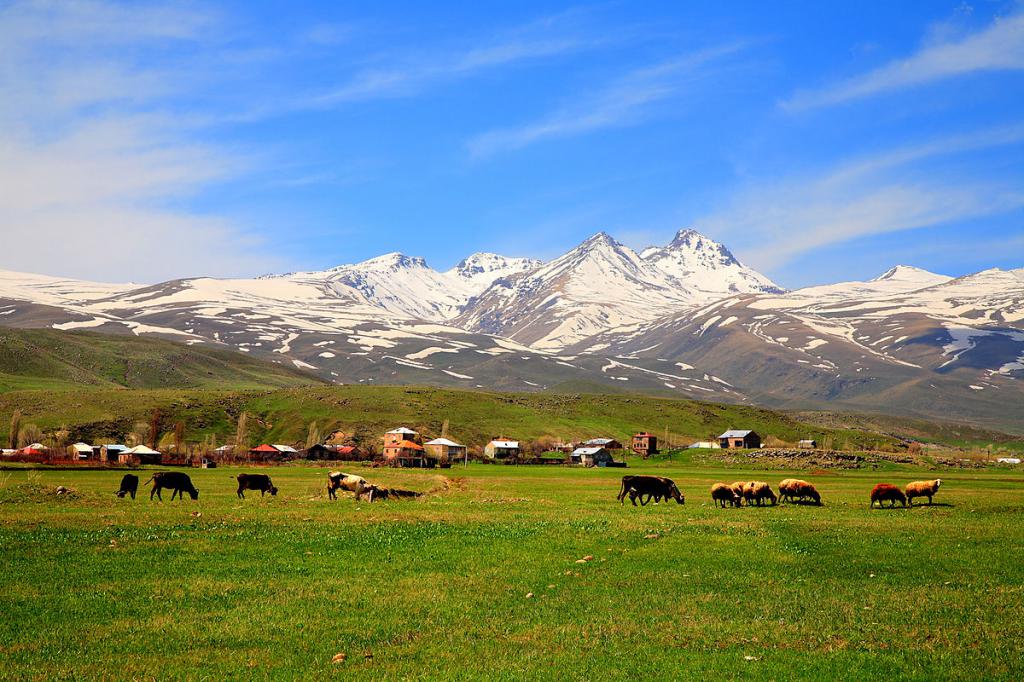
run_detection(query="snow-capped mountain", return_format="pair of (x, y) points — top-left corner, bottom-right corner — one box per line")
(285, 251), (538, 320)
(573, 264), (1024, 430)
(1, 232), (1022, 430)
(456, 232), (696, 349)
(446, 252), (542, 290)
(641, 229), (784, 297)
(455, 230), (785, 350)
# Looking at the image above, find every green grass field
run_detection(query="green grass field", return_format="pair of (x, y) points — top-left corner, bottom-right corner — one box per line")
(2, 460), (1022, 680)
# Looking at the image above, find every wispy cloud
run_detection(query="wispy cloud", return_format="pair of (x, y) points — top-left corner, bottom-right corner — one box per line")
(694, 125), (1024, 270)
(0, 1), (285, 281)
(306, 9), (615, 107)
(783, 11), (1024, 110)
(466, 44), (745, 157)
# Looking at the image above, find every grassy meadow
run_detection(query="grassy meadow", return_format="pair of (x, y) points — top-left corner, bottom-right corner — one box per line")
(2, 458), (1022, 680)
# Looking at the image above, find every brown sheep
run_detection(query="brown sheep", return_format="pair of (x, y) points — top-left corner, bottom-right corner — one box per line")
(743, 481), (777, 506)
(711, 483), (741, 508)
(870, 483), (906, 508)
(778, 478), (797, 502)
(905, 479), (941, 506)
(729, 481), (748, 506)
(780, 479), (821, 505)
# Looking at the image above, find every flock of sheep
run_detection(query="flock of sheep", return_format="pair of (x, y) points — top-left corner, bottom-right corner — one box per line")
(114, 470), (944, 510)
(615, 475), (945, 509)
(708, 478), (942, 508)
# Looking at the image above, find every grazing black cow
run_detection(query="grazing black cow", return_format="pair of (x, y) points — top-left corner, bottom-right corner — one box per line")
(617, 475), (684, 506)
(146, 471), (199, 501)
(236, 473), (278, 499)
(116, 473), (139, 499)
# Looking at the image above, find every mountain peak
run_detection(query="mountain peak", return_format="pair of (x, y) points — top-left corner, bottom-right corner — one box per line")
(663, 229), (739, 264)
(354, 252), (429, 270)
(580, 231), (618, 247)
(448, 252), (541, 281)
(871, 265), (948, 284)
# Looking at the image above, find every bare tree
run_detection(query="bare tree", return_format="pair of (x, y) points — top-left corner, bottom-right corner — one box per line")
(128, 422), (150, 447)
(51, 425), (70, 455)
(9, 410), (21, 450)
(235, 412), (250, 452)
(18, 423), (43, 448)
(174, 421), (186, 455)
(148, 409), (162, 449)
(305, 421), (321, 449)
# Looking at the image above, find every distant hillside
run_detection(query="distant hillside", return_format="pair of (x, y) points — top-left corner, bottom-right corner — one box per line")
(1, 384), (1019, 455)
(0, 329), (324, 391)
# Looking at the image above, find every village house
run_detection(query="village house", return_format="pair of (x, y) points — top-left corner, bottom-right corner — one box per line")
(334, 445), (363, 460)
(272, 444), (299, 456)
(484, 438), (520, 460)
(119, 445), (162, 465)
(570, 446), (613, 467)
(249, 443), (283, 461)
(383, 427), (421, 460)
(303, 443), (364, 460)
(582, 437), (623, 450)
(631, 432), (658, 457)
(688, 441), (720, 449)
(718, 430), (762, 449)
(100, 444), (127, 463)
(424, 438), (467, 466)
(385, 439), (434, 467)
(798, 439), (817, 449)
(70, 442), (94, 460)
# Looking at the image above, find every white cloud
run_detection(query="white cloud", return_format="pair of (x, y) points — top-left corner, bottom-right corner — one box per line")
(0, 1), (281, 282)
(467, 44), (745, 157)
(694, 126), (1024, 269)
(783, 11), (1024, 110)
(306, 10), (615, 107)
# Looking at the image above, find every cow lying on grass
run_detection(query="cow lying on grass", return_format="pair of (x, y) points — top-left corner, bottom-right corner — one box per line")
(905, 479), (941, 506)
(368, 487), (422, 501)
(146, 472), (199, 501)
(617, 475), (684, 506)
(236, 473), (278, 499)
(116, 474), (138, 499)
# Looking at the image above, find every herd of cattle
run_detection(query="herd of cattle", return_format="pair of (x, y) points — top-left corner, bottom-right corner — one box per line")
(618, 475), (944, 508)
(113, 470), (413, 502)
(110, 470), (944, 508)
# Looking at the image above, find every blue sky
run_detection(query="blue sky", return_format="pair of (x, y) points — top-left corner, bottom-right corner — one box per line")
(1, 0), (1022, 288)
